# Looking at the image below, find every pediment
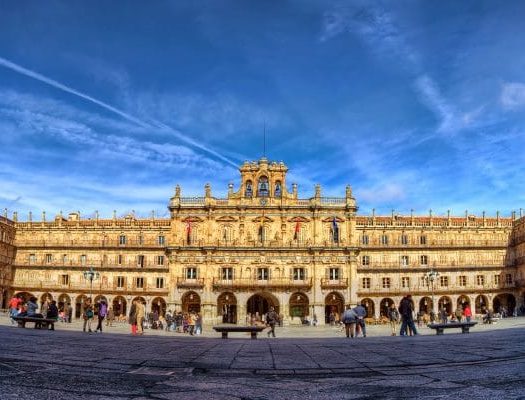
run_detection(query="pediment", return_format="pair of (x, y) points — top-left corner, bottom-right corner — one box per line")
(181, 216), (205, 223)
(216, 216), (238, 222)
(252, 216), (274, 224)
(322, 216), (345, 223)
(288, 216), (310, 223)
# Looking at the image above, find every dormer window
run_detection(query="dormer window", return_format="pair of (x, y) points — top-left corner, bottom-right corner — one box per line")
(245, 180), (253, 197)
(275, 181), (282, 198)
(258, 176), (269, 197)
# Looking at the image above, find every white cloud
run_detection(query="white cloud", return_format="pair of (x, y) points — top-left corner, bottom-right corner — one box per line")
(500, 82), (525, 110)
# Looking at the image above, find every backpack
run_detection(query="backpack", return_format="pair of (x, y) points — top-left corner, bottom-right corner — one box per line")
(85, 309), (94, 319)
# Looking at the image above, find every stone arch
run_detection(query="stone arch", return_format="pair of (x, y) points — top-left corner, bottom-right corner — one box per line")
(289, 292), (309, 319)
(438, 296), (453, 315)
(325, 292), (344, 324)
(40, 292), (53, 306)
(457, 295), (471, 307)
(217, 292), (237, 323)
(475, 294), (489, 314)
(493, 293), (516, 315)
(182, 291), (201, 313)
(419, 296), (433, 314)
(151, 297), (167, 317)
(246, 292), (279, 319)
(75, 294), (89, 319)
(112, 296), (127, 318)
(360, 298), (375, 318)
(380, 298), (395, 317)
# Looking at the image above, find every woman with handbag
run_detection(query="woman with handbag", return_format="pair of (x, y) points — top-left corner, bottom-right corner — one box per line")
(82, 298), (94, 333)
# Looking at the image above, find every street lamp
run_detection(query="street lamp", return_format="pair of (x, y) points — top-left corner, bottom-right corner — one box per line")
(426, 269), (440, 314)
(83, 266), (100, 302)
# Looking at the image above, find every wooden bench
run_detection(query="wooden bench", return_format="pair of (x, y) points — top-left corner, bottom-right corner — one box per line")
(213, 325), (266, 339)
(427, 321), (477, 335)
(13, 316), (56, 330)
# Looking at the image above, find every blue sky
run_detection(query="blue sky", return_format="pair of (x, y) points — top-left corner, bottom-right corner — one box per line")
(1, 1), (525, 220)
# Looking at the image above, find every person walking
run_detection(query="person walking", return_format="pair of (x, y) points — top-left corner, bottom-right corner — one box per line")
(388, 304), (400, 336)
(106, 306), (115, 327)
(354, 304), (367, 337)
(82, 299), (94, 333)
(95, 300), (107, 333)
(342, 305), (358, 338)
(463, 304), (472, 323)
(399, 295), (418, 336)
(455, 305), (463, 322)
(439, 307), (448, 324)
(266, 306), (279, 338)
(129, 300), (137, 335)
(136, 300), (145, 335)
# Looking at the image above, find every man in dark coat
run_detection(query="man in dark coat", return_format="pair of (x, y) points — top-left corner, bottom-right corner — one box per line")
(266, 307), (279, 338)
(399, 295), (418, 336)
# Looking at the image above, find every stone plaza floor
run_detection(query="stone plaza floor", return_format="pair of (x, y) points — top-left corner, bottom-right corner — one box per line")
(0, 316), (524, 399)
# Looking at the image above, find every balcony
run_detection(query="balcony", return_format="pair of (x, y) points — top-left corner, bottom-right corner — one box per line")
(320, 278), (348, 289)
(361, 239), (510, 249)
(212, 277), (312, 291)
(12, 280), (168, 294)
(15, 239), (167, 249)
(176, 278), (205, 289)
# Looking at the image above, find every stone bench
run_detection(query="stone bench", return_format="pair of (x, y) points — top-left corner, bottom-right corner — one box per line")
(427, 321), (477, 335)
(213, 325), (266, 339)
(13, 316), (57, 330)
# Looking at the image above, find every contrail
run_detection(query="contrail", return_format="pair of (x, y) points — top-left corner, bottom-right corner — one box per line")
(0, 56), (238, 167)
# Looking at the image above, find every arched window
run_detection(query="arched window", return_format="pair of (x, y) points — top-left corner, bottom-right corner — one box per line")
(258, 176), (269, 197)
(275, 181), (282, 198)
(245, 180), (253, 197)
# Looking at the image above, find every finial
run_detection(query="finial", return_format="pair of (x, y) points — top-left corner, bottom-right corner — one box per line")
(175, 185), (181, 197)
(113, 210), (117, 220)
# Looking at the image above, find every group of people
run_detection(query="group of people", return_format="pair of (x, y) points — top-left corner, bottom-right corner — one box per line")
(8, 295), (59, 328)
(164, 310), (203, 335)
(341, 303), (368, 338)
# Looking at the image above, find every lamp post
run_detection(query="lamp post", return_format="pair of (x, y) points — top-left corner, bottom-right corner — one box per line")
(83, 266), (100, 302)
(426, 269), (440, 314)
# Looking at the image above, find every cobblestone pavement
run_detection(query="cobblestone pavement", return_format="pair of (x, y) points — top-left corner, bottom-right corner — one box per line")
(1, 317), (524, 399)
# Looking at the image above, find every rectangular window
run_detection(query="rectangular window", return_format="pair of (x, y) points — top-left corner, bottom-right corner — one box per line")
(221, 267), (233, 280)
(137, 255), (145, 268)
(257, 267), (269, 280)
(293, 267), (305, 280)
(400, 255), (409, 266)
(420, 235), (427, 245)
(401, 277), (410, 288)
(362, 277), (371, 289)
(60, 274), (69, 285)
(29, 254), (36, 264)
(382, 277), (391, 288)
(476, 275), (485, 285)
(45, 253), (52, 263)
(136, 277), (144, 288)
(381, 235), (389, 245)
(186, 267), (197, 279)
(361, 235), (369, 245)
(119, 235), (127, 245)
(117, 276), (125, 288)
(117, 254), (123, 265)
(62, 254), (68, 264)
(401, 235), (408, 245)
(156, 255), (164, 266)
(80, 254), (87, 265)
(158, 235), (165, 245)
(138, 235), (144, 245)
(440, 276), (449, 287)
(329, 267), (340, 280)
(505, 274), (513, 285)
(156, 277), (164, 289)
(420, 255), (428, 266)
(494, 275), (500, 285)
(458, 275), (467, 286)
(361, 255), (370, 266)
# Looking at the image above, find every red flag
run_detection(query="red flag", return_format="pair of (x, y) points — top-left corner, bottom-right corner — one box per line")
(294, 221), (300, 240)
(186, 221), (192, 244)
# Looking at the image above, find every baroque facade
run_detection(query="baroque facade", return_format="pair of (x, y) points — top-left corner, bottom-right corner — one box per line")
(2, 158), (524, 324)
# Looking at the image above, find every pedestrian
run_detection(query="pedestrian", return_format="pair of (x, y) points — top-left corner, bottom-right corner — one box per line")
(463, 304), (472, 323)
(41, 298), (49, 318)
(439, 307), (448, 324)
(129, 300), (137, 335)
(195, 313), (202, 335)
(95, 300), (107, 333)
(8, 295), (21, 324)
(342, 305), (357, 338)
(455, 305), (463, 322)
(47, 301), (59, 330)
(266, 306), (279, 337)
(82, 299), (94, 333)
(399, 295), (418, 336)
(354, 304), (367, 337)
(106, 306), (115, 327)
(66, 302), (73, 323)
(388, 304), (400, 336)
(136, 300), (145, 335)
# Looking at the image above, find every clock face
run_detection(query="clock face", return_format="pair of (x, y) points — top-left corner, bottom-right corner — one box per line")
(260, 198), (267, 206)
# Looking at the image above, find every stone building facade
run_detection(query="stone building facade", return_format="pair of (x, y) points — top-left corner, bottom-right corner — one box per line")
(0, 214), (16, 308)
(3, 158), (524, 324)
